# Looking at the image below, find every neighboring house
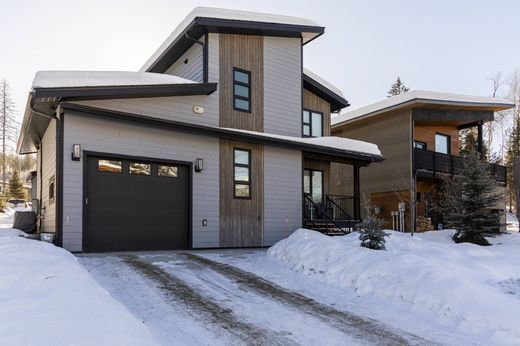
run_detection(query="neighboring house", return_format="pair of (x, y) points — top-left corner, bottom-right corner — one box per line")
(331, 90), (514, 231)
(16, 7), (382, 252)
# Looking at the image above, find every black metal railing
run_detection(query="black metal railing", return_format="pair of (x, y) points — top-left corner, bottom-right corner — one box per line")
(303, 194), (358, 235)
(414, 148), (507, 183)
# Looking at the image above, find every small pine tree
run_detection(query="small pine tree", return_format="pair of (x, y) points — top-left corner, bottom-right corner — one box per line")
(444, 150), (503, 245)
(8, 171), (25, 199)
(459, 128), (489, 160)
(505, 116), (520, 215)
(356, 207), (388, 250)
(387, 77), (410, 97)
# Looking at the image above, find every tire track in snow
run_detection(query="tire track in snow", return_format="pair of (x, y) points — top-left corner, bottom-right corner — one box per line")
(180, 253), (439, 346)
(123, 255), (297, 346)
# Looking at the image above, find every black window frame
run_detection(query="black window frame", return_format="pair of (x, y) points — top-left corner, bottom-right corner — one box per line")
(48, 175), (55, 205)
(233, 67), (251, 113)
(302, 109), (324, 137)
(303, 168), (324, 204)
(435, 133), (451, 155)
(233, 148), (252, 199)
(414, 141), (427, 150)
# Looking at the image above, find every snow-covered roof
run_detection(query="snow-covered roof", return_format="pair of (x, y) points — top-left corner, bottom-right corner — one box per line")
(222, 128), (381, 157)
(332, 90), (515, 127)
(32, 71), (196, 89)
(303, 67), (344, 98)
(141, 6), (323, 72)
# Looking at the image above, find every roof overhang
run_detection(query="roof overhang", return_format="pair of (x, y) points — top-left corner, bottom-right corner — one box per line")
(59, 102), (383, 164)
(332, 91), (515, 129)
(303, 73), (349, 112)
(145, 17), (324, 73)
(31, 82), (217, 101)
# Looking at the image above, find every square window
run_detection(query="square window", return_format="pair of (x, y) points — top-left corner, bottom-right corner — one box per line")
(234, 166), (249, 182)
(98, 160), (122, 173)
(234, 70), (249, 84)
(158, 165), (178, 177)
(129, 162), (151, 176)
(302, 110), (323, 137)
(234, 84), (249, 98)
(234, 98), (250, 112)
(234, 184), (250, 198)
(234, 150), (249, 165)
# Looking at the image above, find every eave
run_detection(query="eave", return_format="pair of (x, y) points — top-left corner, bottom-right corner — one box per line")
(303, 73), (349, 112)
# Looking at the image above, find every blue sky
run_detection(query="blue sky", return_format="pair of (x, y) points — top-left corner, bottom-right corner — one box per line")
(1, 0), (519, 121)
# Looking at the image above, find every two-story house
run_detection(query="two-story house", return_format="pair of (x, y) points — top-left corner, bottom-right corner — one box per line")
(331, 90), (513, 231)
(17, 7), (383, 252)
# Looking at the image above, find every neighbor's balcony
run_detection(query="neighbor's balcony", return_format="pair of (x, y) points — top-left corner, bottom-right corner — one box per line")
(414, 148), (507, 184)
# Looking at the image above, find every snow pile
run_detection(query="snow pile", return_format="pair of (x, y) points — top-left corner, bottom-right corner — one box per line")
(268, 229), (520, 345)
(32, 70), (196, 89)
(0, 234), (158, 345)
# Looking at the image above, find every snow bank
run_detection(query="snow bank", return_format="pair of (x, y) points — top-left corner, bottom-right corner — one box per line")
(268, 229), (520, 345)
(0, 235), (158, 345)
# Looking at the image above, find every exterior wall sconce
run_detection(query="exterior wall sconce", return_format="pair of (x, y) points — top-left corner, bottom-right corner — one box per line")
(71, 144), (81, 161)
(195, 158), (203, 172)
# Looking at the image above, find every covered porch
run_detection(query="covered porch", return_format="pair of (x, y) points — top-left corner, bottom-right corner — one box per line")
(302, 152), (375, 235)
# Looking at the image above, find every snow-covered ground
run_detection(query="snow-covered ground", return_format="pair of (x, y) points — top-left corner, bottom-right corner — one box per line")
(263, 229), (520, 345)
(0, 208), (158, 345)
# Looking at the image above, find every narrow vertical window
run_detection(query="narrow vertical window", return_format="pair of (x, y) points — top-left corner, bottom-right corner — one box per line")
(48, 175), (55, 205)
(234, 149), (251, 198)
(233, 68), (251, 112)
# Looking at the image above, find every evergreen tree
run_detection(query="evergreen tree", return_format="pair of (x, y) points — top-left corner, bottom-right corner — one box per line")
(459, 128), (489, 160)
(356, 208), (388, 250)
(387, 77), (410, 97)
(8, 171), (25, 199)
(505, 115), (520, 215)
(444, 150), (503, 246)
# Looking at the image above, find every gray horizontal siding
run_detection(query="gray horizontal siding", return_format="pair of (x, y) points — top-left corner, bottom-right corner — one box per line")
(165, 41), (204, 82)
(40, 119), (57, 233)
(73, 92), (219, 128)
(263, 146), (302, 246)
(264, 36), (302, 137)
(62, 111), (219, 252)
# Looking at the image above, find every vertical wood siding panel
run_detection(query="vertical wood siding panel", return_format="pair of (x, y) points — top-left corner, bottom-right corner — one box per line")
(264, 37), (302, 137)
(219, 139), (264, 247)
(219, 34), (264, 132)
(61, 112), (220, 252)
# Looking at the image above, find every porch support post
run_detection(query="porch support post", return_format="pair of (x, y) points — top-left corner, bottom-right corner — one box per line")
(477, 122), (483, 157)
(353, 164), (361, 220)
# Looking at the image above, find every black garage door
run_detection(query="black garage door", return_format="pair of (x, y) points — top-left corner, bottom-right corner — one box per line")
(84, 155), (190, 252)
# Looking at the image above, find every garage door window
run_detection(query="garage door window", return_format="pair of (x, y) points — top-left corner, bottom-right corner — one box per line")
(158, 165), (178, 178)
(98, 160), (122, 173)
(130, 163), (151, 176)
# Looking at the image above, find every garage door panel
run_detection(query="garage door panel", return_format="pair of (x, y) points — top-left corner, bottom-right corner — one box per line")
(85, 156), (190, 252)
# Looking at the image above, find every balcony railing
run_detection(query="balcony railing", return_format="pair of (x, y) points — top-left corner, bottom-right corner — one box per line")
(414, 148), (507, 184)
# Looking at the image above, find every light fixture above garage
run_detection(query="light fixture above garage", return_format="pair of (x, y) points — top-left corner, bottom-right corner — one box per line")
(195, 158), (203, 172)
(71, 144), (81, 161)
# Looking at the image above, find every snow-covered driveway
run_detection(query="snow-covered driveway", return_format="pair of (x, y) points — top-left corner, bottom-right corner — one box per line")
(79, 251), (437, 346)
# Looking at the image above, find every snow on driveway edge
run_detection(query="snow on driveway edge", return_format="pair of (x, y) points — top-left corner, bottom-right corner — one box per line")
(268, 229), (520, 345)
(0, 235), (158, 346)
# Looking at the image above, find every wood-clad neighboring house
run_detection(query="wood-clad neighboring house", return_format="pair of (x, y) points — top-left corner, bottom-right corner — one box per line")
(331, 90), (514, 231)
(16, 7), (382, 252)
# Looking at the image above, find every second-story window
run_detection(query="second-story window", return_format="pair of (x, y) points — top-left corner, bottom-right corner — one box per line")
(233, 68), (251, 112)
(302, 110), (323, 137)
(435, 133), (450, 154)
